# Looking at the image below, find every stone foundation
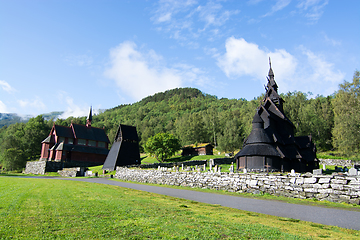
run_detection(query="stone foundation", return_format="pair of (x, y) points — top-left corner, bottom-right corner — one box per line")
(23, 161), (47, 175)
(115, 167), (360, 205)
(58, 167), (85, 177)
(24, 160), (104, 175)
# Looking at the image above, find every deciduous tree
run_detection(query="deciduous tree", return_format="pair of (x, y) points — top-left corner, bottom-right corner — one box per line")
(145, 133), (181, 162)
(332, 71), (360, 155)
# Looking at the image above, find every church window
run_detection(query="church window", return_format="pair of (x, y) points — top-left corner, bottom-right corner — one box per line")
(78, 139), (86, 145)
(88, 140), (96, 147)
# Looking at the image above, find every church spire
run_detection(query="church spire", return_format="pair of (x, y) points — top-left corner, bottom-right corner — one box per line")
(268, 57), (274, 79)
(267, 57), (278, 92)
(264, 59), (284, 112)
(86, 106), (92, 127)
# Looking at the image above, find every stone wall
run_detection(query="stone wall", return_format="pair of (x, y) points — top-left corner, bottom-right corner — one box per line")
(319, 159), (356, 167)
(115, 167), (360, 205)
(136, 158), (234, 169)
(58, 167), (85, 177)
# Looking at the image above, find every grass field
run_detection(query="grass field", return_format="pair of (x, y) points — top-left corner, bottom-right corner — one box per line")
(0, 177), (359, 239)
(140, 153), (228, 165)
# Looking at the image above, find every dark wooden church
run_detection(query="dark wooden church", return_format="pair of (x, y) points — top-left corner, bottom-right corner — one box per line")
(235, 60), (318, 173)
(102, 123), (141, 171)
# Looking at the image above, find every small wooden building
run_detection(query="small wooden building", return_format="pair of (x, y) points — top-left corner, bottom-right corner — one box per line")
(102, 123), (141, 171)
(182, 143), (214, 156)
(40, 108), (110, 165)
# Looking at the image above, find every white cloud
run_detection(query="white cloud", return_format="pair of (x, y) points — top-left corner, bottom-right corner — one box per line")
(158, 12), (172, 22)
(262, 0), (291, 17)
(104, 41), (209, 101)
(0, 100), (8, 113)
(322, 33), (341, 46)
(204, 47), (220, 58)
(0, 80), (16, 93)
(151, 0), (239, 44)
(217, 37), (297, 90)
(196, 2), (239, 29)
(57, 91), (99, 119)
(18, 97), (46, 109)
(173, 63), (209, 87)
(299, 46), (345, 95)
(104, 41), (183, 100)
(217, 37), (345, 96)
(152, 0), (197, 24)
(297, 0), (328, 22)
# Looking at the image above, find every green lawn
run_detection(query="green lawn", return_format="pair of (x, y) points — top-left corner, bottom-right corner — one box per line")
(0, 177), (359, 239)
(140, 153), (229, 164)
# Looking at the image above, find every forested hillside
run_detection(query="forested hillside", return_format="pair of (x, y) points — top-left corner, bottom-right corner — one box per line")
(0, 111), (63, 128)
(1, 71), (359, 171)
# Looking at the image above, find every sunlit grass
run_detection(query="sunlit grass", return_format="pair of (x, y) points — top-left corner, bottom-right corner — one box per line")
(0, 177), (358, 239)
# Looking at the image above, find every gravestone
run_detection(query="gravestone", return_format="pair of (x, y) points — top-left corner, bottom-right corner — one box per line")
(209, 159), (214, 167)
(313, 169), (323, 175)
(349, 168), (358, 176)
(229, 164), (234, 173)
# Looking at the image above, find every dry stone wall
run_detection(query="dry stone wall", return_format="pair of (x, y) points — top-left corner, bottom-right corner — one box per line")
(58, 167), (85, 177)
(319, 159), (355, 167)
(115, 167), (360, 205)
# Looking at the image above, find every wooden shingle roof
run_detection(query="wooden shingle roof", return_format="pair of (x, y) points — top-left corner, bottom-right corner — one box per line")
(71, 123), (110, 143)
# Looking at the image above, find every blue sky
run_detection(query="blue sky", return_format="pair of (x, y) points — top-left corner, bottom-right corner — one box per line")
(0, 0), (359, 118)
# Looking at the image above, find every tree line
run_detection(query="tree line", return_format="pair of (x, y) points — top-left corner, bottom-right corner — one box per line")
(0, 71), (359, 171)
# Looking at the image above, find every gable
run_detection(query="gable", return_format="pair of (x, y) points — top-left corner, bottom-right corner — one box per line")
(53, 125), (74, 138)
